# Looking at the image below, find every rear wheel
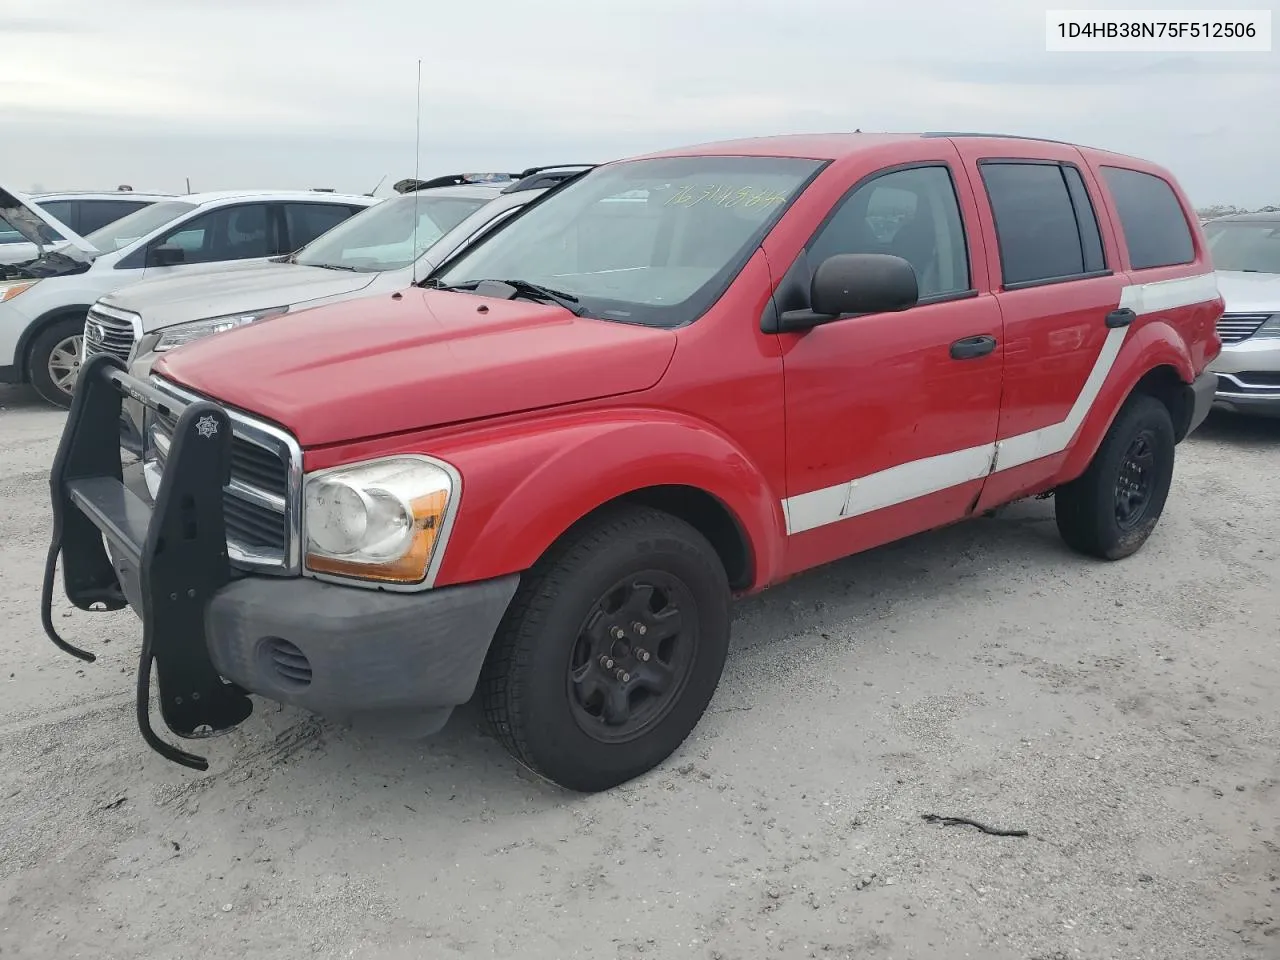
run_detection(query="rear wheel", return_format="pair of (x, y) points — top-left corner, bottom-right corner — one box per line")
(1055, 393), (1175, 560)
(28, 315), (86, 408)
(479, 505), (731, 792)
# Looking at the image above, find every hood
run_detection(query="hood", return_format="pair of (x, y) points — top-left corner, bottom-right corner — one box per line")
(100, 260), (380, 331)
(0, 184), (96, 257)
(156, 289), (678, 447)
(1214, 270), (1280, 315)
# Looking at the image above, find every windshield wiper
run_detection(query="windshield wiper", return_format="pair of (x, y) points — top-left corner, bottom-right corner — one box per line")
(308, 262), (359, 272)
(427, 278), (585, 316)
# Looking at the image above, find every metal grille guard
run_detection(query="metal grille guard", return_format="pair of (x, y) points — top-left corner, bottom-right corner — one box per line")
(40, 353), (253, 770)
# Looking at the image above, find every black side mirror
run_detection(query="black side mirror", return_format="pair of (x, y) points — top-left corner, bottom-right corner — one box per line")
(778, 253), (918, 332)
(148, 243), (186, 267)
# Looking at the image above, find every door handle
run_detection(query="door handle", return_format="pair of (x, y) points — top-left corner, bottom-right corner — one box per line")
(1105, 307), (1136, 328)
(949, 335), (998, 360)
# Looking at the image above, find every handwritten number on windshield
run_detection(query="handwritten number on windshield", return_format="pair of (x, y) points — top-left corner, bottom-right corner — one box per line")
(664, 185), (789, 209)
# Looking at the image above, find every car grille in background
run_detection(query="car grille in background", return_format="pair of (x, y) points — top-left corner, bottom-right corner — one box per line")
(149, 403), (292, 568)
(83, 307), (138, 362)
(1216, 313), (1272, 345)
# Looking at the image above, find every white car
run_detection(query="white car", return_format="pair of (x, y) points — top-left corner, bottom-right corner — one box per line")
(0, 190), (172, 266)
(1204, 212), (1280, 416)
(0, 186), (377, 406)
(81, 165), (594, 451)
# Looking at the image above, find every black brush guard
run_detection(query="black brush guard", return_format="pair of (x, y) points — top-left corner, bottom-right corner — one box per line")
(41, 353), (253, 770)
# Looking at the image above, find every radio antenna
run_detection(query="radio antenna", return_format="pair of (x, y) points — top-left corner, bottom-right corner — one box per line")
(411, 58), (422, 282)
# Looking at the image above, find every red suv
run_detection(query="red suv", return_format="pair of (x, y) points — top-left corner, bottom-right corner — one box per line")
(45, 133), (1222, 792)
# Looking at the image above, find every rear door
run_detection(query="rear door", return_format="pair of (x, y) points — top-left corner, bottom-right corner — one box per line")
(776, 144), (1005, 572)
(949, 139), (1132, 509)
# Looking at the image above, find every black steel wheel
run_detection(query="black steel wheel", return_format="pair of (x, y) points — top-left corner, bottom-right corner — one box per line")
(480, 505), (731, 792)
(1055, 393), (1175, 560)
(567, 572), (698, 743)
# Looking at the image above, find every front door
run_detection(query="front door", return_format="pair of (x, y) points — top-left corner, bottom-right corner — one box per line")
(775, 159), (1005, 574)
(140, 202), (279, 280)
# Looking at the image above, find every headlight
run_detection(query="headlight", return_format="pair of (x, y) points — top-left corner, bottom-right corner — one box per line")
(303, 456), (457, 586)
(153, 306), (288, 352)
(0, 280), (37, 303)
(1253, 314), (1280, 341)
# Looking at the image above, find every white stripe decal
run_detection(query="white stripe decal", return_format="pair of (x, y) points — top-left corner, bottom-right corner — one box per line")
(781, 273), (1220, 535)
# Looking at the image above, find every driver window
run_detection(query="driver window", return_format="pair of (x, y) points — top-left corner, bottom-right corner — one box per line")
(151, 203), (275, 265)
(808, 165), (970, 299)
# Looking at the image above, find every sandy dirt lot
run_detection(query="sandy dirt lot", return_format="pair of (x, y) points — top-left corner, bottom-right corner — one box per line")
(1, 381), (1277, 960)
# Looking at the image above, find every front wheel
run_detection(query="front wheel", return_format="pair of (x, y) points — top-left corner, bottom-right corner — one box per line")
(1054, 393), (1175, 560)
(28, 315), (86, 408)
(479, 505), (731, 792)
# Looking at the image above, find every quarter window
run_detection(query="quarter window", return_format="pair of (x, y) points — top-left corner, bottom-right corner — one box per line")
(979, 161), (1105, 287)
(807, 165), (971, 299)
(1100, 166), (1194, 270)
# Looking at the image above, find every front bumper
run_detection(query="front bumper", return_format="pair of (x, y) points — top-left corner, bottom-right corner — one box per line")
(43, 355), (517, 770)
(1208, 338), (1280, 415)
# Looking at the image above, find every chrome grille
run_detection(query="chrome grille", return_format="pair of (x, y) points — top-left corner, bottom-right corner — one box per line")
(1216, 312), (1272, 344)
(83, 306), (138, 362)
(145, 380), (300, 573)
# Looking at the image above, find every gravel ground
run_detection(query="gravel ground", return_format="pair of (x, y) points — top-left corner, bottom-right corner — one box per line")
(1, 381), (1277, 960)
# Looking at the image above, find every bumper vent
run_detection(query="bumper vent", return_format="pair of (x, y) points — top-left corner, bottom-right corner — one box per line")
(262, 637), (312, 688)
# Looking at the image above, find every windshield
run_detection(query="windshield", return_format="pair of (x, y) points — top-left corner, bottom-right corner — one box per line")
(294, 194), (488, 272)
(84, 200), (197, 253)
(1205, 221), (1280, 274)
(432, 155), (825, 326)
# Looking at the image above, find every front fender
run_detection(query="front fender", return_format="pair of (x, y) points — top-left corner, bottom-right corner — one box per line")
(313, 409), (787, 592)
(1058, 319), (1195, 483)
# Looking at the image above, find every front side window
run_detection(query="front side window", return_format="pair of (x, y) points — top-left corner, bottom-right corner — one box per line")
(78, 198), (151, 234)
(1101, 166), (1195, 270)
(37, 199), (75, 227)
(1204, 220), (1280, 274)
(151, 203), (276, 264)
(807, 165), (971, 299)
(84, 200), (197, 252)
(294, 194), (487, 271)
(432, 156), (824, 327)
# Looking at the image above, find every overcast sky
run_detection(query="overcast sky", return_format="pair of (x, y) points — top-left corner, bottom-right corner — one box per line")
(3, 0), (1276, 206)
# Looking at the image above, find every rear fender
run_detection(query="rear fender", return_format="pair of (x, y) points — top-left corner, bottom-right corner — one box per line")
(310, 409), (786, 591)
(1057, 319), (1195, 483)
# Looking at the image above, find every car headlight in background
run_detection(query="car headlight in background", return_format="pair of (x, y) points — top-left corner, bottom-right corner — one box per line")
(1253, 314), (1280, 340)
(0, 280), (38, 303)
(153, 305), (288, 352)
(303, 456), (457, 586)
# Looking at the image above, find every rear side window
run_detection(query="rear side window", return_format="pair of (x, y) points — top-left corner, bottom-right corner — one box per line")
(1100, 166), (1194, 270)
(979, 161), (1106, 287)
(284, 202), (358, 250)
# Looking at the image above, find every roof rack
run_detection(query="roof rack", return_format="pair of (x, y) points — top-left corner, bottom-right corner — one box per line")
(392, 172), (520, 194)
(500, 164), (596, 194)
(920, 131), (1075, 146)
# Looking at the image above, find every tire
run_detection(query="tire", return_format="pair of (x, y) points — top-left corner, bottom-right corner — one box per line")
(1054, 393), (1175, 560)
(27, 315), (87, 409)
(479, 505), (731, 792)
